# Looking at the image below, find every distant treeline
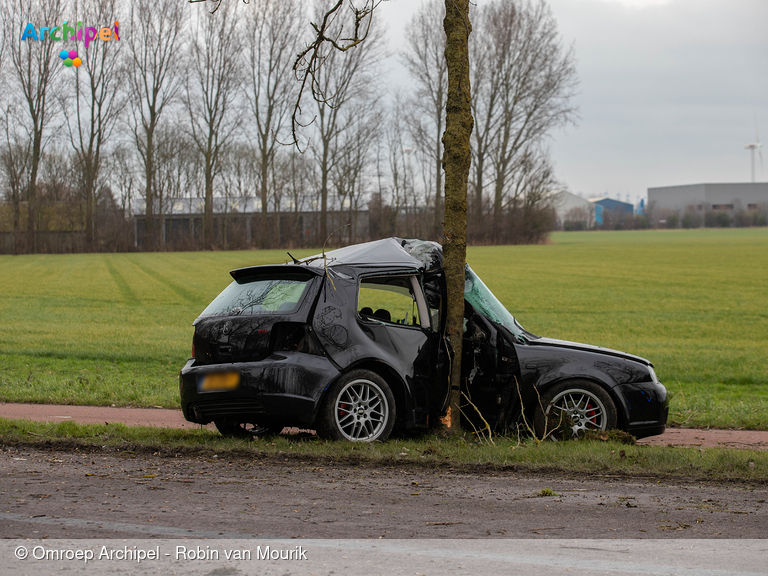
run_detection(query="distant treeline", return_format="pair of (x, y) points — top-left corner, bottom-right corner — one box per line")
(1, 0), (576, 253)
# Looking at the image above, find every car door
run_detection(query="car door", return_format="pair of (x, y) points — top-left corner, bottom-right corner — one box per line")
(462, 304), (523, 431)
(356, 273), (443, 427)
(314, 270), (442, 428)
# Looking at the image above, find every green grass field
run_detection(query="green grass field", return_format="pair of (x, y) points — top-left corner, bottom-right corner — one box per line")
(1, 228), (767, 429)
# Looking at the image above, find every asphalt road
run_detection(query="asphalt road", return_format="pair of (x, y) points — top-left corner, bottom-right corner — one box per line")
(2, 538), (768, 576)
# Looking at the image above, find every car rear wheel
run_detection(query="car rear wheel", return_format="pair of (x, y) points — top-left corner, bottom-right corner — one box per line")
(214, 419), (284, 438)
(317, 369), (396, 442)
(534, 380), (617, 439)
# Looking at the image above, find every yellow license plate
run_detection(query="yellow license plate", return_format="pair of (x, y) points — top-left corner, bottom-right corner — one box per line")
(199, 372), (240, 392)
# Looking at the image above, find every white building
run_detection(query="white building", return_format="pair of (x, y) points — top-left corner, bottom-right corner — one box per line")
(551, 190), (595, 229)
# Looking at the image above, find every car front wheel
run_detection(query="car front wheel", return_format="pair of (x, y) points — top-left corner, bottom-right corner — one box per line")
(534, 380), (617, 438)
(317, 370), (396, 442)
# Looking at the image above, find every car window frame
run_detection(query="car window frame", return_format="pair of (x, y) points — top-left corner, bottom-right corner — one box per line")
(356, 271), (431, 331)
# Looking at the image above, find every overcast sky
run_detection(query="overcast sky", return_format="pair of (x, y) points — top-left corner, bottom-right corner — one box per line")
(376, 0), (768, 204)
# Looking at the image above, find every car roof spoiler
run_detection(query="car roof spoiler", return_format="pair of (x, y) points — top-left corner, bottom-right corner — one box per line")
(229, 264), (324, 281)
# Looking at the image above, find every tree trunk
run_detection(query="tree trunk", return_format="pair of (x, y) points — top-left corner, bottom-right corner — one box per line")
(442, 0), (473, 432)
(27, 129), (42, 254)
(84, 157), (96, 251)
(85, 185), (95, 250)
(204, 156), (214, 249)
(493, 177), (504, 243)
(260, 146), (269, 249)
(473, 152), (485, 242)
(144, 129), (156, 250)
(320, 143), (329, 245)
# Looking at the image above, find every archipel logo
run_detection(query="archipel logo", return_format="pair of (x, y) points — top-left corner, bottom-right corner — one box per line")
(21, 20), (120, 52)
(60, 50), (81, 68)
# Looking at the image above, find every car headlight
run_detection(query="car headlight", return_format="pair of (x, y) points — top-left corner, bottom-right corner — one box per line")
(647, 365), (659, 383)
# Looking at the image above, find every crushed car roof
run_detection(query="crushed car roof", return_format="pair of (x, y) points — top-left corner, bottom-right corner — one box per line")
(304, 238), (443, 272)
(230, 238), (443, 280)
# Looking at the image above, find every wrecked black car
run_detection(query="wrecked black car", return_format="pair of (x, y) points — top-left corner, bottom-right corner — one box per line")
(180, 238), (668, 442)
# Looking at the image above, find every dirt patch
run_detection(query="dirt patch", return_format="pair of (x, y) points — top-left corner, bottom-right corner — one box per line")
(2, 445), (768, 539)
(2, 402), (768, 450)
(637, 427), (768, 451)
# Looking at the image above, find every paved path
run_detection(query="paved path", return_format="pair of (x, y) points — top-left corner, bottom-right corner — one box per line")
(2, 402), (768, 449)
(0, 402), (209, 430)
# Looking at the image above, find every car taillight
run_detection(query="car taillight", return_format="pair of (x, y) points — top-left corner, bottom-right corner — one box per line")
(192, 342), (195, 358)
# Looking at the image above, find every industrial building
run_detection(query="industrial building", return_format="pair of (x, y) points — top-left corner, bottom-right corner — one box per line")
(590, 197), (634, 215)
(648, 183), (768, 221)
(552, 192), (637, 229)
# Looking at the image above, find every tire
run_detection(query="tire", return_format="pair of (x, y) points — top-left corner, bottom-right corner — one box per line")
(317, 369), (396, 442)
(534, 380), (617, 439)
(214, 419), (284, 438)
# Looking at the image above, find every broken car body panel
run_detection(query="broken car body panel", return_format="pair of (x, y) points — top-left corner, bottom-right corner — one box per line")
(180, 238), (668, 439)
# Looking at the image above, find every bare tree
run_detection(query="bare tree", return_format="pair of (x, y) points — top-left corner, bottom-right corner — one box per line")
(305, 0), (384, 243)
(331, 104), (381, 244)
(153, 125), (193, 245)
(66, 0), (126, 250)
(110, 144), (137, 221)
(401, 0), (447, 240)
(2, 0), (65, 252)
(128, 0), (186, 249)
(283, 149), (313, 244)
(476, 0), (577, 242)
(386, 103), (416, 236)
(467, 2), (507, 240)
(38, 145), (79, 246)
(504, 145), (557, 243)
(244, 0), (303, 248)
(186, 1), (243, 248)
(218, 142), (263, 247)
(0, 104), (31, 253)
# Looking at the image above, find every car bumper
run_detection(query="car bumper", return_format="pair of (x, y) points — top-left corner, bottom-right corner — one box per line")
(622, 381), (669, 439)
(179, 352), (340, 427)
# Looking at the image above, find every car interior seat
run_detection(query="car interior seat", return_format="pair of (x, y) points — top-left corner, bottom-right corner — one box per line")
(360, 307), (373, 317)
(373, 309), (391, 322)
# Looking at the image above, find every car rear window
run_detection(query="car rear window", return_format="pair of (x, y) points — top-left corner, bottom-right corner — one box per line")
(200, 273), (314, 317)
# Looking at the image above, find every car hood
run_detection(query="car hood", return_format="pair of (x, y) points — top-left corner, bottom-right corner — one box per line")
(528, 336), (652, 366)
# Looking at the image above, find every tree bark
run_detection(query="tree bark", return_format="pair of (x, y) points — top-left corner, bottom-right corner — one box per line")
(442, 0), (473, 432)
(260, 144), (269, 248)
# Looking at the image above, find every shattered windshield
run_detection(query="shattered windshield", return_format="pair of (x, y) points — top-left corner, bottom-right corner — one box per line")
(464, 265), (525, 339)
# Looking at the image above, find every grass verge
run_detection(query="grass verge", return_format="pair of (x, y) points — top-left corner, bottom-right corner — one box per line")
(2, 229), (767, 427)
(2, 418), (766, 483)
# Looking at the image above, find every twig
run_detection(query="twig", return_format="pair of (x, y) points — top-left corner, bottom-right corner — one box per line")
(460, 390), (495, 445)
(322, 223), (351, 292)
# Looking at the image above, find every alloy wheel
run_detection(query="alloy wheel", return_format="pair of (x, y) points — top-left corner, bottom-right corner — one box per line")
(546, 388), (609, 435)
(333, 378), (390, 441)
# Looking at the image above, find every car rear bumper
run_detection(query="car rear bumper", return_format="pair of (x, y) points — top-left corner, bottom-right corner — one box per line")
(179, 352), (340, 427)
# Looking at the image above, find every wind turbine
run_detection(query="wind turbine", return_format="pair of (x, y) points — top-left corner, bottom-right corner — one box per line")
(745, 119), (763, 182)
